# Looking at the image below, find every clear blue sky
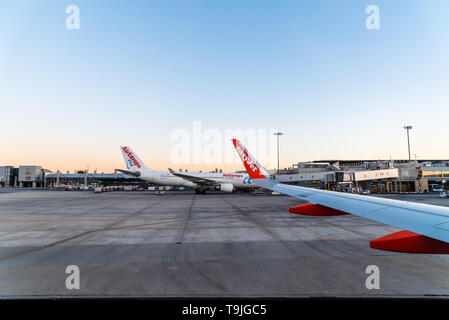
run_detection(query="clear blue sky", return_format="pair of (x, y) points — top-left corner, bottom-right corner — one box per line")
(1, 1), (449, 171)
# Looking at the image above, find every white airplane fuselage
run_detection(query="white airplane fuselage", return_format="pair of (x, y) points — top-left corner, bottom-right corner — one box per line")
(139, 169), (254, 188)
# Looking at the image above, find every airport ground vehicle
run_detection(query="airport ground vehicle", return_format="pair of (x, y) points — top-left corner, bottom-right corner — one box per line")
(232, 139), (449, 254)
(430, 184), (445, 192)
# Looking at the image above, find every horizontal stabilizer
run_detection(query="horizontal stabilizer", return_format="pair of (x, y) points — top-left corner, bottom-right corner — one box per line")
(115, 169), (141, 177)
(370, 230), (449, 254)
(289, 203), (349, 216)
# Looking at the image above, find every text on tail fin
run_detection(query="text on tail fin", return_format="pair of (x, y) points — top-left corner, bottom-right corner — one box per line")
(232, 139), (269, 180)
(121, 146), (142, 169)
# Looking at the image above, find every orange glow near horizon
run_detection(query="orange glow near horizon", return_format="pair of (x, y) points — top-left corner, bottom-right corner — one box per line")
(0, 150), (248, 174)
(3, 146), (449, 174)
(2, 123), (449, 174)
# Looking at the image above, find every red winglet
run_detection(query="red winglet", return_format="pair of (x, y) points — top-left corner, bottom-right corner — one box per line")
(370, 230), (449, 254)
(289, 203), (349, 216)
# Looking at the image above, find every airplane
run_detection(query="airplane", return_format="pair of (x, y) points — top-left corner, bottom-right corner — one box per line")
(231, 139), (449, 254)
(117, 146), (255, 193)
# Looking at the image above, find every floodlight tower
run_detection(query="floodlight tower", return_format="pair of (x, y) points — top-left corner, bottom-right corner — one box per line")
(403, 125), (413, 163)
(273, 132), (284, 173)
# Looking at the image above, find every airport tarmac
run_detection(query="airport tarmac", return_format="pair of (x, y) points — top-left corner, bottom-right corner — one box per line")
(0, 190), (449, 298)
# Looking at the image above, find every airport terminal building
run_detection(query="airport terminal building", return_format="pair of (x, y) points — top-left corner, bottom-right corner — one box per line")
(274, 159), (449, 193)
(0, 166), (46, 188)
(44, 172), (141, 187)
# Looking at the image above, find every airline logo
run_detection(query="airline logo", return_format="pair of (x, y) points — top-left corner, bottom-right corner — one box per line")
(243, 177), (253, 184)
(232, 139), (267, 180)
(235, 145), (258, 172)
(223, 173), (253, 184)
(122, 147), (141, 169)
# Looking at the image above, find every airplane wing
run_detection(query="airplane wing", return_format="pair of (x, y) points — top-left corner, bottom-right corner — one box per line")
(168, 168), (216, 186)
(231, 138), (449, 253)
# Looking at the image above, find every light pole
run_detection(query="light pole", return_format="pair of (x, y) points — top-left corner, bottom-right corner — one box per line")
(403, 126), (413, 163)
(273, 132), (284, 173)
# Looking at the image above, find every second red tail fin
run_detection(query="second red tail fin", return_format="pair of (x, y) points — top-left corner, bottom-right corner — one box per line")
(232, 139), (271, 180)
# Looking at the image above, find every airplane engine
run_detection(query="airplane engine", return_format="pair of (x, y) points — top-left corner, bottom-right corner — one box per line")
(219, 183), (234, 193)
